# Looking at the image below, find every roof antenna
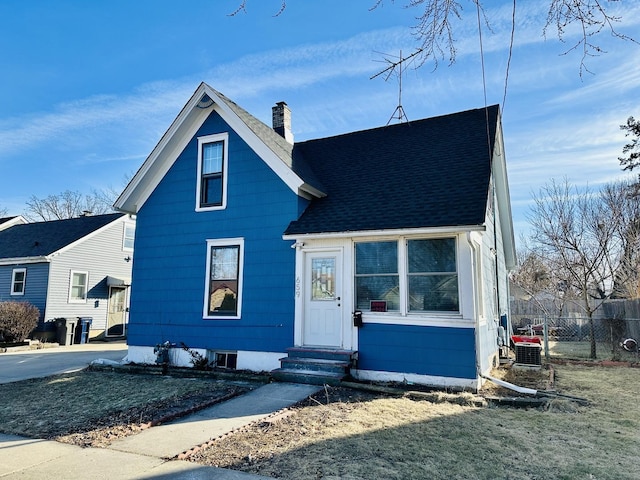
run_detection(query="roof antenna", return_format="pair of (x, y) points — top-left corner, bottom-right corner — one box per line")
(371, 50), (412, 125)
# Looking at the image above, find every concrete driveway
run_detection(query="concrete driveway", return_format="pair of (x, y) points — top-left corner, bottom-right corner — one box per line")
(0, 342), (127, 384)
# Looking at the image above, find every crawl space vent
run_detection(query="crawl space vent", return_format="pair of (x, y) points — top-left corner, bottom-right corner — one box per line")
(515, 342), (541, 366)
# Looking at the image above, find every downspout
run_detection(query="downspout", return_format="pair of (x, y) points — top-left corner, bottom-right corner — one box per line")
(481, 374), (538, 395)
(467, 232), (483, 391)
(492, 176), (502, 321)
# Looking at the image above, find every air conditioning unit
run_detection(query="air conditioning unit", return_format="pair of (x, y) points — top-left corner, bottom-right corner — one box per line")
(515, 342), (541, 366)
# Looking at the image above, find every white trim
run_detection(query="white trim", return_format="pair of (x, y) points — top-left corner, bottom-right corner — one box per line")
(68, 270), (89, 303)
(10, 268), (26, 296)
(203, 237), (244, 320)
(284, 224), (486, 241)
(351, 368), (479, 391)
(0, 256), (48, 266)
(196, 132), (229, 212)
(361, 314), (474, 328)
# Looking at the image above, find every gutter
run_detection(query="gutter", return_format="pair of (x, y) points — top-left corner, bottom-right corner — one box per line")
(0, 256), (50, 266)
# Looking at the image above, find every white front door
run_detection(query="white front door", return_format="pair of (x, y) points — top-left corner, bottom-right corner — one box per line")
(303, 251), (343, 347)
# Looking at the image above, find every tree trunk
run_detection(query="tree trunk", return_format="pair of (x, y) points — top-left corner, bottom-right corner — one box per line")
(589, 313), (597, 359)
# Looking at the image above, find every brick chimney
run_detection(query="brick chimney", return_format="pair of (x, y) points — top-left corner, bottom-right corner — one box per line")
(272, 101), (294, 144)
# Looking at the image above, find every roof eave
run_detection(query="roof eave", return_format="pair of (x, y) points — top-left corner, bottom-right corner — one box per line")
(283, 224), (486, 240)
(0, 256), (50, 266)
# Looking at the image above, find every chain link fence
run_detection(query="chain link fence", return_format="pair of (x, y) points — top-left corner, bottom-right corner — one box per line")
(510, 314), (640, 362)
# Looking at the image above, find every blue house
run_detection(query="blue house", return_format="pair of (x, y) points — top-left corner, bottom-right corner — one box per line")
(115, 82), (516, 390)
(0, 213), (135, 341)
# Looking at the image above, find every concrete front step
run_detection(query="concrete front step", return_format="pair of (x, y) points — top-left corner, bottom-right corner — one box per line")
(271, 368), (346, 386)
(286, 347), (357, 363)
(279, 356), (350, 375)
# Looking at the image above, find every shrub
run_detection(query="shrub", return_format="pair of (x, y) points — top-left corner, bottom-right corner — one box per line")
(0, 301), (40, 342)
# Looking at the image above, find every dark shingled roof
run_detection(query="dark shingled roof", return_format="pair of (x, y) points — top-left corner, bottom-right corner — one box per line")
(0, 213), (123, 259)
(285, 105), (499, 235)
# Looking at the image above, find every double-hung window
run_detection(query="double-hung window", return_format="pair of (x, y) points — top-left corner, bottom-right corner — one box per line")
(123, 223), (135, 251)
(69, 270), (88, 303)
(197, 133), (228, 210)
(355, 237), (459, 314)
(204, 238), (244, 319)
(11, 268), (26, 296)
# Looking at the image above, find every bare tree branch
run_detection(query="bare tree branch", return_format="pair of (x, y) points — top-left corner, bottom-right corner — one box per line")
(544, 0), (637, 77)
(23, 190), (115, 222)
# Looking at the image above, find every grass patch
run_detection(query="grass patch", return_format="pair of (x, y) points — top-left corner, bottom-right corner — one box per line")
(548, 340), (640, 361)
(189, 365), (640, 480)
(0, 370), (251, 446)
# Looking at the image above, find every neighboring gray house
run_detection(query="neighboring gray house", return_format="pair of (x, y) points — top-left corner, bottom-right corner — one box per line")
(0, 216), (27, 231)
(0, 213), (135, 341)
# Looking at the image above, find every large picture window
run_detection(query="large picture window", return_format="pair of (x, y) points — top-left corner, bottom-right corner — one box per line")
(196, 133), (228, 211)
(355, 238), (459, 314)
(11, 268), (26, 296)
(204, 238), (244, 319)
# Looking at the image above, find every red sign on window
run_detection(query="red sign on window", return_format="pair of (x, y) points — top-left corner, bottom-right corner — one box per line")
(370, 300), (387, 312)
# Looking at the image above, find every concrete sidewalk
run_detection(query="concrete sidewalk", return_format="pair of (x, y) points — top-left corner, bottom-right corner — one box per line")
(0, 382), (320, 479)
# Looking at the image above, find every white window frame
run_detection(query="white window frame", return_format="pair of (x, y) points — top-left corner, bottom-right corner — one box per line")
(11, 268), (26, 296)
(354, 236), (460, 317)
(69, 270), (89, 303)
(203, 238), (244, 319)
(196, 133), (229, 212)
(122, 222), (135, 251)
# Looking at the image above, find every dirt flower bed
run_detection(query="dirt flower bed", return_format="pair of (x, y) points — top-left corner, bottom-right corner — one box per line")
(0, 369), (252, 448)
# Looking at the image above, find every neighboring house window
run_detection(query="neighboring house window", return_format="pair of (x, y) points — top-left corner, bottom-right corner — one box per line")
(69, 271), (89, 303)
(204, 238), (244, 319)
(196, 133), (228, 211)
(355, 237), (459, 314)
(123, 223), (135, 251)
(11, 268), (26, 296)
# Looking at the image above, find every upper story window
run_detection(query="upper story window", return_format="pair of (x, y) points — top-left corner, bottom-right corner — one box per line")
(355, 237), (459, 314)
(123, 223), (135, 251)
(69, 270), (88, 303)
(203, 238), (244, 319)
(196, 133), (228, 211)
(11, 268), (26, 296)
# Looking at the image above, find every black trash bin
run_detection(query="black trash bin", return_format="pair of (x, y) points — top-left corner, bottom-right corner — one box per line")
(55, 318), (78, 346)
(75, 317), (93, 344)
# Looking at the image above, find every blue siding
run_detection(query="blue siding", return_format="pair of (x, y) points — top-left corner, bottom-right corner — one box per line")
(129, 112), (304, 352)
(0, 263), (49, 326)
(357, 324), (477, 379)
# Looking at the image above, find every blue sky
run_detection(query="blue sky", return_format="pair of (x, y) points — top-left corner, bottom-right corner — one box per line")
(1, 0), (639, 242)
